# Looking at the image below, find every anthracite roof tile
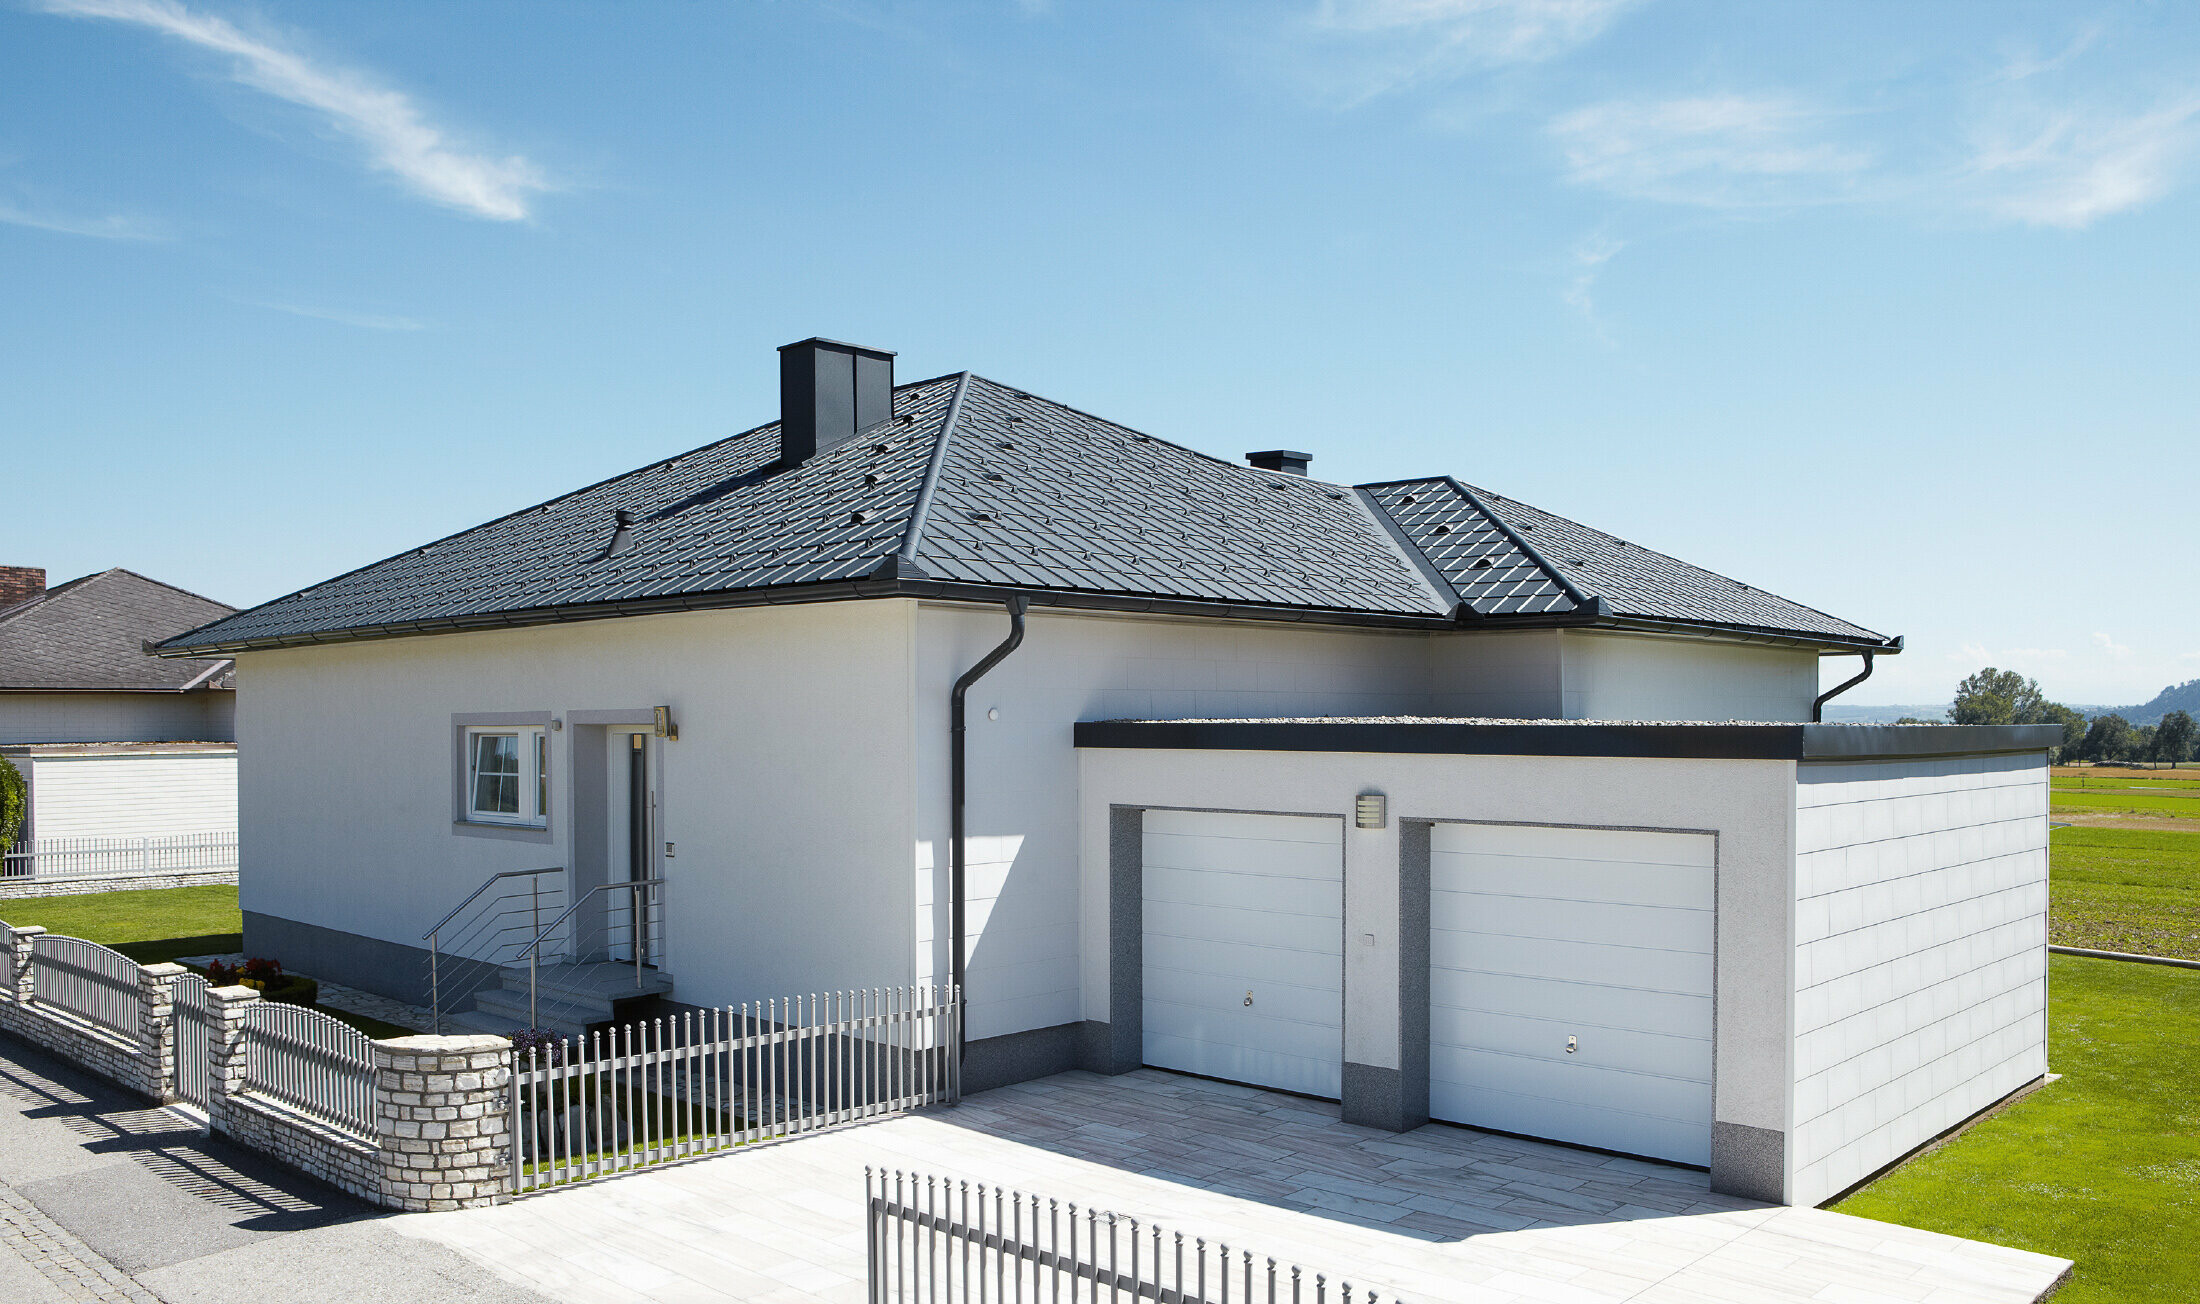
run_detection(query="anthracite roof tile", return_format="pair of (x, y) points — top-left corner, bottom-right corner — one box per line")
(164, 371), (1888, 654)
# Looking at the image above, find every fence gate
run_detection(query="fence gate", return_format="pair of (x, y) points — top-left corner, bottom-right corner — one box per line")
(173, 972), (213, 1110)
(865, 1170), (1406, 1304)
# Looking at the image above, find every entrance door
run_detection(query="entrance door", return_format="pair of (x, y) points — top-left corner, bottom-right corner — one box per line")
(606, 731), (655, 964)
(1428, 822), (1715, 1165)
(1141, 810), (1344, 1098)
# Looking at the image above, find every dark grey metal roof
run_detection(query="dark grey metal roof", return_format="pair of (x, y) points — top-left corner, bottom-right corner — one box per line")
(162, 374), (1892, 655)
(0, 570), (235, 691)
(1362, 477), (1887, 646)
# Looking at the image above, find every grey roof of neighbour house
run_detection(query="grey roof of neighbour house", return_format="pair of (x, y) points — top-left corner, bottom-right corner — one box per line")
(0, 569), (236, 691)
(160, 372), (1895, 656)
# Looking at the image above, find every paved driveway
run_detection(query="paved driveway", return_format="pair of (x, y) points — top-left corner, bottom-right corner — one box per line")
(0, 1038), (548, 1304)
(399, 1069), (2072, 1304)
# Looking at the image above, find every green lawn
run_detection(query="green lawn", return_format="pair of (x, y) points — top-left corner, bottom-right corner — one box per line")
(0, 884), (242, 966)
(1836, 955), (2200, 1304)
(2055, 776), (2200, 791)
(2052, 788), (2200, 818)
(2051, 826), (2200, 961)
(0, 885), (411, 1039)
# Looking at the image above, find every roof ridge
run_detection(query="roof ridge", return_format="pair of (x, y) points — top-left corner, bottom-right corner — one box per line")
(895, 371), (971, 570)
(0, 570), (99, 627)
(1445, 477), (1591, 610)
(95, 568), (237, 614)
(959, 373), (1359, 488)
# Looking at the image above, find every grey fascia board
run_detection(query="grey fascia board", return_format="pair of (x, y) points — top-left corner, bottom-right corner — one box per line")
(1073, 720), (2063, 761)
(1796, 723), (2063, 759)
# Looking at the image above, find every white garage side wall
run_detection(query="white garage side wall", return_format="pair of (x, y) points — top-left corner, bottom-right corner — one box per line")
(0, 691), (236, 744)
(1788, 752), (2050, 1206)
(915, 605), (1430, 1042)
(1560, 633), (1819, 723)
(1076, 748), (1797, 1149)
(234, 601), (918, 1008)
(25, 750), (238, 840)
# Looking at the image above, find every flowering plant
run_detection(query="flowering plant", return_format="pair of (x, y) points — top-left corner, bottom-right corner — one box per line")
(510, 1027), (567, 1065)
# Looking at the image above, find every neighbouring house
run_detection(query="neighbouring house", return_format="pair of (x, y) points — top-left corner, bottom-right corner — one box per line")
(157, 339), (2056, 1207)
(2, 567), (240, 891)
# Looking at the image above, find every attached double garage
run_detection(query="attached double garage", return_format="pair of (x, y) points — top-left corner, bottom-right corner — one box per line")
(1080, 720), (2057, 1206)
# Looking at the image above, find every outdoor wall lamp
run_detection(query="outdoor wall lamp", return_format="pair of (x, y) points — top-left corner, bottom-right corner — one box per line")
(653, 705), (678, 740)
(1355, 792), (1387, 829)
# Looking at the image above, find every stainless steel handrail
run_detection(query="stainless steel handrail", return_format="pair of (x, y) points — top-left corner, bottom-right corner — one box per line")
(425, 867), (563, 1035)
(423, 866), (564, 941)
(514, 878), (667, 1027)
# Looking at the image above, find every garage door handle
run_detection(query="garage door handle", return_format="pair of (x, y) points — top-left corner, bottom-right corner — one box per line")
(1244, 991), (1254, 1007)
(1566, 1036), (1577, 1054)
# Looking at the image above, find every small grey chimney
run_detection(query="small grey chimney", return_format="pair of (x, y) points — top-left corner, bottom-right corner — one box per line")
(779, 338), (896, 465)
(1247, 449), (1311, 476)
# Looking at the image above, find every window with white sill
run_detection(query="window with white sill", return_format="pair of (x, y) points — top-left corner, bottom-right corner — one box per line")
(465, 726), (548, 826)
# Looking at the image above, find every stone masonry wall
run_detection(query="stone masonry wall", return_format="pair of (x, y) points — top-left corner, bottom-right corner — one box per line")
(1, 920), (513, 1210)
(0, 868), (239, 900)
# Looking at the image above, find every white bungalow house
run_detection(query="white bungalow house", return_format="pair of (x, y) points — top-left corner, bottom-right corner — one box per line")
(1, 566), (239, 890)
(159, 339), (2055, 1207)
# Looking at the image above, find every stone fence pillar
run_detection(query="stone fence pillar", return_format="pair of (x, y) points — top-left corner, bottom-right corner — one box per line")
(134, 962), (185, 1103)
(5, 925), (44, 1002)
(372, 1035), (513, 1211)
(204, 983), (260, 1134)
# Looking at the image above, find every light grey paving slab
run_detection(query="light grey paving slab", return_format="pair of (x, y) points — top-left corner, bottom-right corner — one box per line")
(391, 1069), (2070, 1304)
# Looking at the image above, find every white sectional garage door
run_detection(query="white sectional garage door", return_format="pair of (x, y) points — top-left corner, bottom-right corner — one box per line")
(1142, 810), (1344, 1099)
(1429, 823), (1715, 1165)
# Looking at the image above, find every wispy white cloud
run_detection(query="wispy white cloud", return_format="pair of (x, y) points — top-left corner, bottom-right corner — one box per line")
(1963, 96), (2200, 229)
(1285, 0), (1636, 106)
(2092, 631), (2133, 660)
(240, 299), (427, 331)
(1560, 230), (1621, 332)
(1549, 95), (1873, 208)
(38, 0), (549, 221)
(0, 197), (165, 240)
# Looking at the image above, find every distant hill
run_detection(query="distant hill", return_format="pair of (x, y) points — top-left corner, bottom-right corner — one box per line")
(1823, 704), (1948, 724)
(2117, 678), (2200, 727)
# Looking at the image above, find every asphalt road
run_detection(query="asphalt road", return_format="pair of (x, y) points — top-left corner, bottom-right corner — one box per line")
(0, 1035), (551, 1304)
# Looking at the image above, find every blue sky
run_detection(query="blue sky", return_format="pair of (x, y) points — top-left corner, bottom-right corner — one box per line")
(4, 0), (2194, 706)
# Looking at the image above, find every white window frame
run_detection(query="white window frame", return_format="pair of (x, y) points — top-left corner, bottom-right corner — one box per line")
(464, 725), (549, 828)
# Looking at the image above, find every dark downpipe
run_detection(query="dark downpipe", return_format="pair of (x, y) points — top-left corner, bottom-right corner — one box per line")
(1812, 652), (1876, 722)
(950, 595), (1029, 1063)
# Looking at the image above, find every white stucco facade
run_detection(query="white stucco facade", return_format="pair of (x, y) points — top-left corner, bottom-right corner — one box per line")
(235, 601), (924, 1008)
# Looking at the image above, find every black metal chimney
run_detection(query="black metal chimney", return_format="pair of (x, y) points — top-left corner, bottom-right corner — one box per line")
(779, 338), (896, 465)
(1247, 449), (1311, 476)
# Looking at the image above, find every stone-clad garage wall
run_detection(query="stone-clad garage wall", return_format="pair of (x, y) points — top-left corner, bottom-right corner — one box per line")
(1788, 753), (2050, 1205)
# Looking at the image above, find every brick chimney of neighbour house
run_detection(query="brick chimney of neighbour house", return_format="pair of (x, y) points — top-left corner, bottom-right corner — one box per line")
(0, 567), (44, 609)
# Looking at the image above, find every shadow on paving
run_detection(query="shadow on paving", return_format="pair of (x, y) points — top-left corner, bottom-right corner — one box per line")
(0, 1042), (376, 1264)
(935, 1069), (1762, 1244)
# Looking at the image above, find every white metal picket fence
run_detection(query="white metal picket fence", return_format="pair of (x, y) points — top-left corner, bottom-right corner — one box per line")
(1, 832), (237, 881)
(173, 972), (213, 1110)
(242, 1001), (376, 1138)
(512, 985), (960, 1194)
(866, 1170), (1408, 1304)
(29, 934), (140, 1039)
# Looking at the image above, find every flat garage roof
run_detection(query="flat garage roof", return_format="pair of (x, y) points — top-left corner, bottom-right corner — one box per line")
(1072, 718), (2064, 761)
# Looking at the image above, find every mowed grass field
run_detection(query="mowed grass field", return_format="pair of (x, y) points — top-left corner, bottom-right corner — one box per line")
(2050, 826), (2200, 960)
